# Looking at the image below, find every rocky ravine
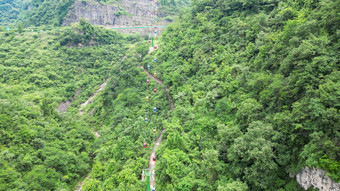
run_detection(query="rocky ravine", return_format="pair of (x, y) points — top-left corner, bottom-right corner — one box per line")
(63, 0), (168, 35)
(296, 167), (340, 191)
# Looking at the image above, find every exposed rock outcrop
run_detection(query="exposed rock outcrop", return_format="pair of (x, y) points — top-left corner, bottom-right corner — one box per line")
(63, 0), (168, 35)
(296, 167), (340, 191)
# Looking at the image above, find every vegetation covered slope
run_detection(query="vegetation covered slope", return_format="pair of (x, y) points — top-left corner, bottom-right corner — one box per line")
(76, 41), (172, 190)
(0, 21), (126, 190)
(61, 0), (339, 190)
(0, 0), (24, 26)
(21, 0), (75, 27)
(0, 0), (338, 190)
(0, 0), (75, 27)
(148, 0), (339, 190)
(159, 0), (191, 19)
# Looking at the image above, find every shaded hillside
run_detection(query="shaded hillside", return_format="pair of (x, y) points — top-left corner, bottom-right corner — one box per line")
(0, 0), (24, 25)
(22, 0), (75, 27)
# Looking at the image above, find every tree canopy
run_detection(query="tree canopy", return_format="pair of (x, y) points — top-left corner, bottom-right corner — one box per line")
(0, 0), (339, 190)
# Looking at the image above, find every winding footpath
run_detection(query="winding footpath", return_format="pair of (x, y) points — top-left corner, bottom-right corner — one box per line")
(74, 78), (110, 191)
(149, 129), (163, 189)
(74, 65), (173, 190)
(139, 66), (175, 190)
(138, 66), (174, 111)
(79, 77), (110, 116)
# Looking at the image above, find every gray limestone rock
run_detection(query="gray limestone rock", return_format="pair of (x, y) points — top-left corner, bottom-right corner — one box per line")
(296, 167), (340, 191)
(63, 0), (168, 35)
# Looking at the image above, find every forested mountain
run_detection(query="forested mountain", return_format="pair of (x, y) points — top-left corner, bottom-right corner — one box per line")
(0, 0), (75, 27)
(151, 0), (339, 190)
(159, 0), (191, 18)
(80, 0), (339, 190)
(0, 21), (129, 190)
(0, 0), (339, 190)
(0, 0), (24, 25)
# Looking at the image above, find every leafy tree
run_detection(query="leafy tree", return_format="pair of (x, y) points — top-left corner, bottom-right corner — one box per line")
(228, 121), (282, 190)
(17, 23), (23, 34)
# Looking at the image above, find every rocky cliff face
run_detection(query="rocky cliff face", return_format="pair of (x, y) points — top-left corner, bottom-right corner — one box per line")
(296, 167), (340, 191)
(63, 0), (168, 35)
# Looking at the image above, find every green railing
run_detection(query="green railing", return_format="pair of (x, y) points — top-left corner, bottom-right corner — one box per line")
(111, 25), (168, 30)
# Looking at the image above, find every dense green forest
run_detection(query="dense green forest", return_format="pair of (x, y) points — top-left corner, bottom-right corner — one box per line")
(22, 0), (75, 27)
(0, 0), (339, 190)
(159, 0), (191, 20)
(0, 0), (74, 27)
(77, 42), (167, 190)
(80, 0), (339, 190)
(0, 21), (129, 190)
(152, 0), (339, 190)
(0, 0), (24, 25)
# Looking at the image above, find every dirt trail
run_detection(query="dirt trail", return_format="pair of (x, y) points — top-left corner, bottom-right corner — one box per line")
(74, 175), (90, 191)
(138, 66), (175, 110)
(79, 77), (110, 115)
(74, 54), (128, 191)
(138, 66), (162, 85)
(139, 65), (175, 190)
(164, 87), (175, 111)
(149, 129), (163, 189)
(74, 78), (109, 191)
(57, 89), (81, 112)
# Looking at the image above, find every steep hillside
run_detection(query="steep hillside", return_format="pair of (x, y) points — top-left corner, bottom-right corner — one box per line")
(69, 42), (169, 190)
(0, 0), (24, 26)
(0, 21), (127, 190)
(0, 0), (189, 28)
(1, 0), (338, 190)
(61, 0), (339, 190)
(149, 0), (339, 190)
(22, 0), (75, 27)
(62, 0), (189, 35)
(62, 0), (164, 35)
